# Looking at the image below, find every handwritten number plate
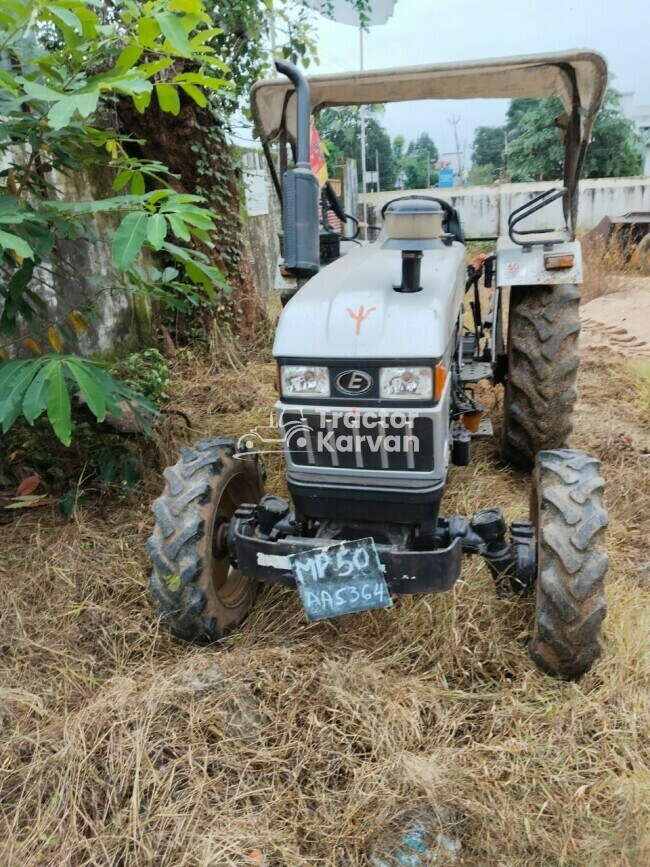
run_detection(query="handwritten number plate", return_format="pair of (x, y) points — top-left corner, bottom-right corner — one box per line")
(290, 537), (393, 621)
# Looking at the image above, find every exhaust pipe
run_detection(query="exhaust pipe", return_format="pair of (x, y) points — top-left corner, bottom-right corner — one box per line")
(275, 59), (320, 279)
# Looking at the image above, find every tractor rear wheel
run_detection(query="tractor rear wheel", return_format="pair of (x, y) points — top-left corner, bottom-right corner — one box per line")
(147, 437), (264, 643)
(529, 449), (608, 680)
(502, 284), (581, 468)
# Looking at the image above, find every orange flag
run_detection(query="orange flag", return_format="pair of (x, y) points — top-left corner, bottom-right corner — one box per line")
(309, 117), (328, 188)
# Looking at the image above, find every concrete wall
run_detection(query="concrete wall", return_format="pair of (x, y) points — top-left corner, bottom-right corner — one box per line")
(242, 150), (282, 295)
(2, 147), (279, 358)
(0, 148), (153, 359)
(361, 176), (650, 237)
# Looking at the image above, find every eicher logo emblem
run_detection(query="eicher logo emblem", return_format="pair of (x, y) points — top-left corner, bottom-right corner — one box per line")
(335, 370), (373, 395)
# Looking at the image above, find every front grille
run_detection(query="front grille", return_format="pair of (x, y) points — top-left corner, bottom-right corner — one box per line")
(281, 411), (434, 472)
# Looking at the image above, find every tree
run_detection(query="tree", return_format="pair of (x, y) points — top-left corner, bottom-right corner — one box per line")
(0, 0), (234, 444)
(396, 133), (438, 189)
(506, 98), (539, 137)
(406, 132), (439, 163)
(393, 134), (405, 164)
(583, 90), (644, 178)
(468, 164), (496, 185)
(471, 126), (505, 170)
(317, 105), (396, 190)
(507, 90), (643, 182)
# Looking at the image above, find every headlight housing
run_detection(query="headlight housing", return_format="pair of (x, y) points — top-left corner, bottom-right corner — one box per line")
(280, 365), (330, 398)
(379, 366), (433, 400)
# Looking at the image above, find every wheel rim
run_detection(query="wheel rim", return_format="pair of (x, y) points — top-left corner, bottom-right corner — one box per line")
(211, 471), (258, 609)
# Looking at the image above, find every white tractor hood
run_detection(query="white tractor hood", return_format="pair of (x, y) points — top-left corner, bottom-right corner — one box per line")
(273, 239), (466, 361)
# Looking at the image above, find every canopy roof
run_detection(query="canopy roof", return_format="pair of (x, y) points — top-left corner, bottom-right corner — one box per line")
(251, 50), (608, 234)
(250, 50), (607, 144)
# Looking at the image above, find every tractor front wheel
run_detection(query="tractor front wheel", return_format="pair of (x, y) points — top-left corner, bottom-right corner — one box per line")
(529, 449), (608, 680)
(147, 437), (264, 643)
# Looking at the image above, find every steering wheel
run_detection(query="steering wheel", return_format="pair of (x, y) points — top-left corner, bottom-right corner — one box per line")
(381, 194), (455, 226)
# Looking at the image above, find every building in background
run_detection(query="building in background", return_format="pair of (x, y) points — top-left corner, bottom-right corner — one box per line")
(620, 93), (650, 136)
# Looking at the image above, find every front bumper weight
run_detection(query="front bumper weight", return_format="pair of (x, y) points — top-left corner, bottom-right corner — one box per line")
(228, 519), (463, 595)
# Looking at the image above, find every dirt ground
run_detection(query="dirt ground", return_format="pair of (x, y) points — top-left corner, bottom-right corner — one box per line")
(581, 278), (650, 359)
(1, 305), (649, 864)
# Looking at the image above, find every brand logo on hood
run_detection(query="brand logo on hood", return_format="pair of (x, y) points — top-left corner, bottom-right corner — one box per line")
(335, 370), (373, 396)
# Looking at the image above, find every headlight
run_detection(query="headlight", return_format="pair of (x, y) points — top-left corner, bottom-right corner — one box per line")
(379, 366), (433, 400)
(280, 365), (330, 398)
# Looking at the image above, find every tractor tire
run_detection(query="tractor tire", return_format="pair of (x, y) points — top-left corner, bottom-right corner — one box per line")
(147, 437), (264, 643)
(529, 449), (608, 680)
(637, 234), (650, 275)
(502, 284), (581, 469)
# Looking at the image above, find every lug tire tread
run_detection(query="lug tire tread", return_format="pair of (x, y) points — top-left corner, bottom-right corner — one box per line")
(503, 284), (581, 468)
(147, 438), (263, 643)
(530, 449), (608, 679)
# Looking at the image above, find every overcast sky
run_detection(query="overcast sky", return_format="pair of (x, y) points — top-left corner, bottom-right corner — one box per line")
(309, 0), (650, 160)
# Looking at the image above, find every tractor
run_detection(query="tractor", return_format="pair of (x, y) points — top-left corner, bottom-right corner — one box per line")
(148, 51), (610, 679)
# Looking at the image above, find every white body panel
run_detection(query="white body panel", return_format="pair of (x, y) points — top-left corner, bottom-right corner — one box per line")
(273, 237), (466, 360)
(277, 367), (452, 487)
(496, 237), (583, 286)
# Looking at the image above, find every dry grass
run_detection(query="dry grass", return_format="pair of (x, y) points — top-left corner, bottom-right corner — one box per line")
(581, 234), (638, 303)
(1, 346), (649, 866)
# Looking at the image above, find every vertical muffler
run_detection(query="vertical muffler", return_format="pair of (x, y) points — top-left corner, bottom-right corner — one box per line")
(275, 59), (320, 279)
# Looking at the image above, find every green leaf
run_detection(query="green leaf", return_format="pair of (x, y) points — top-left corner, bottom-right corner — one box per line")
(0, 359), (31, 398)
(116, 44), (144, 71)
(75, 90), (100, 118)
(0, 230), (33, 259)
(155, 12), (192, 56)
(6, 261), (35, 298)
(146, 214), (167, 251)
(48, 97), (77, 130)
(188, 27), (223, 49)
(168, 0), (205, 13)
(113, 170), (133, 192)
(0, 360), (40, 433)
(132, 90), (152, 113)
(131, 171), (145, 195)
(46, 363), (72, 446)
(49, 6), (82, 33)
(66, 360), (106, 422)
(21, 80), (65, 101)
(174, 72), (229, 90)
(161, 267), (179, 282)
(101, 75), (152, 97)
(167, 213), (191, 242)
(156, 83), (180, 116)
(112, 212), (148, 270)
(137, 59), (173, 77)
(136, 16), (160, 48)
(178, 81), (206, 107)
(22, 363), (51, 424)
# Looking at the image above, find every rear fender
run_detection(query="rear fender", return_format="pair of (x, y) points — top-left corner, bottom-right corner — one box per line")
(496, 238), (583, 286)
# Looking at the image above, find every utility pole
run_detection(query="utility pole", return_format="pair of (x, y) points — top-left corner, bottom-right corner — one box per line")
(359, 27), (368, 238)
(375, 148), (380, 192)
(448, 114), (462, 181)
(427, 151), (431, 189)
(268, 1), (277, 71)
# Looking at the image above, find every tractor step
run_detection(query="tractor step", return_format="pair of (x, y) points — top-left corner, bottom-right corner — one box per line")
(460, 361), (493, 383)
(469, 418), (493, 439)
(462, 334), (477, 361)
